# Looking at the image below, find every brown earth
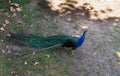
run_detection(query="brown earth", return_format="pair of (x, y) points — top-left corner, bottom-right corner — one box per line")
(1, 0), (120, 76)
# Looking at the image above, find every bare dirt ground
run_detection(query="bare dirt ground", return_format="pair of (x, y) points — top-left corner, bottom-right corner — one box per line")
(42, 0), (120, 76)
(0, 0), (120, 76)
(47, 0), (120, 19)
(62, 18), (120, 76)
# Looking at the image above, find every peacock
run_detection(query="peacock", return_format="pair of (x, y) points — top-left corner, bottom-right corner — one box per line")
(7, 30), (87, 55)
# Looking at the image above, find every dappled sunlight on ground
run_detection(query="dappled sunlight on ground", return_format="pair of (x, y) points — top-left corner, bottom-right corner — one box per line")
(46, 0), (120, 20)
(0, 0), (120, 76)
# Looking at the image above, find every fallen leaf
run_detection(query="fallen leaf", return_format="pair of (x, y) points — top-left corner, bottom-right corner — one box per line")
(11, 71), (15, 74)
(59, 14), (64, 17)
(0, 11), (3, 15)
(80, 25), (89, 29)
(46, 65), (48, 69)
(2, 23), (6, 27)
(1, 49), (5, 53)
(7, 50), (11, 53)
(4, 13), (9, 15)
(45, 54), (51, 58)
(116, 62), (120, 65)
(66, 17), (72, 22)
(11, 13), (17, 17)
(0, 27), (5, 32)
(8, 58), (11, 61)
(1, 40), (4, 42)
(16, 7), (22, 12)
(10, 3), (19, 7)
(32, 52), (36, 55)
(113, 22), (118, 26)
(24, 61), (27, 65)
(15, 74), (18, 76)
(115, 51), (120, 58)
(34, 62), (40, 66)
(27, 71), (31, 74)
(0, 9), (4, 11)
(80, 13), (85, 16)
(16, 21), (22, 24)
(76, 12), (80, 15)
(22, 14), (26, 18)
(7, 33), (11, 37)
(8, 0), (11, 3)
(114, 19), (119, 22)
(4, 13), (10, 17)
(10, 6), (16, 12)
(65, 11), (71, 14)
(6, 46), (9, 48)
(5, 19), (10, 24)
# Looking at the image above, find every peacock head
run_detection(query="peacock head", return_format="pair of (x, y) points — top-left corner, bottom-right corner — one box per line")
(83, 30), (88, 35)
(72, 30), (88, 50)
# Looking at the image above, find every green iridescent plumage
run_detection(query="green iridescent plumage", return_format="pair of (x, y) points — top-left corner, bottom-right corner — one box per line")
(7, 33), (79, 47)
(6, 31), (87, 56)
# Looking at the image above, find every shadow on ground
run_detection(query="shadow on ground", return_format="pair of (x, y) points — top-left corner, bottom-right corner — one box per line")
(0, 0), (120, 76)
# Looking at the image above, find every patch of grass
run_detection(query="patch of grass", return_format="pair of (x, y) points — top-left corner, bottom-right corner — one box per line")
(0, 14), (5, 20)
(0, 1), (76, 76)
(10, 20), (28, 33)
(8, 4), (45, 33)
(114, 38), (120, 51)
(58, 32), (65, 35)
(20, 5), (34, 24)
(114, 25), (120, 51)
(11, 51), (64, 75)
(50, 22), (59, 29)
(79, 55), (85, 60)
(71, 14), (78, 20)
(0, 55), (13, 76)
(11, 0), (31, 6)
(21, 5), (45, 24)
(78, 66), (91, 76)
(38, 0), (49, 9)
(108, 59), (115, 66)
(34, 11), (45, 18)
(114, 25), (120, 32)
(0, 0), (31, 11)
(97, 42), (106, 51)
(14, 53), (48, 74)
(33, 24), (43, 35)
(96, 72), (105, 76)
(0, 33), (3, 40)
(103, 31), (113, 37)
(73, 25), (79, 29)
(0, 49), (74, 76)
(0, 0), (10, 11)
(18, 24), (29, 33)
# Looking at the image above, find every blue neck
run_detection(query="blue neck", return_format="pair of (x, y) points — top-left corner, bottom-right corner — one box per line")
(74, 30), (87, 49)
(83, 30), (87, 35)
